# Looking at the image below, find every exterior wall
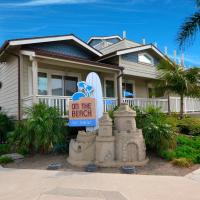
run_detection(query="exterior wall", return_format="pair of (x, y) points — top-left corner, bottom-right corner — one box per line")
(101, 40), (139, 55)
(123, 76), (149, 98)
(22, 58), (118, 99)
(0, 56), (18, 118)
(120, 54), (158, 79)
(135, 79), (149, 98)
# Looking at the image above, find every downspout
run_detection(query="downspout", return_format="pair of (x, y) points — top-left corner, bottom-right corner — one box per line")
(6, 51), (21, 120)
(117, 69), (123, 106)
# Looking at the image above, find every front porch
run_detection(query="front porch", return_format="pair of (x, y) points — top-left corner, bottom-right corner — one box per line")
(23, 95), (200, 118)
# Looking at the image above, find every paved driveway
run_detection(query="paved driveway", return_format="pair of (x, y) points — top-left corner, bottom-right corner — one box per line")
(0, 167), (200, 200)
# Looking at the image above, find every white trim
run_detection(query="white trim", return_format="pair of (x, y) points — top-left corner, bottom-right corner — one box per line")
(36, 54), (121, 71)
(138, 52), (154, 65)
(117, 45), (165, 59)
(104, 77), (116, 98)
(88, 35), (122, 44)
(20, 50), (35, 57)
(122, 79), (135, 97)
(9, 35), (102, 57)
(37, 68), (81, 96)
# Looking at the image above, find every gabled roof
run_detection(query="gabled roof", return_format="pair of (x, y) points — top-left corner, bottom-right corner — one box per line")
(88, 35), (122, 44)
(98, 44), (167, 61)
(0, 34), (103, 57)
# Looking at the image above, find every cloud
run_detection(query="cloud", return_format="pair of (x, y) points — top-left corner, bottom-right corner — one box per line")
(0, 0), (97, 7)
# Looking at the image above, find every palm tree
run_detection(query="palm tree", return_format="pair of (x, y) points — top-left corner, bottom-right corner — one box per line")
(156, 60), (200, 118)
(177, 0), (200, 48)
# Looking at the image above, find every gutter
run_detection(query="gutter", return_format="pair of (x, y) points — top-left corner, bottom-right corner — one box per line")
(6, 51), (21, 120)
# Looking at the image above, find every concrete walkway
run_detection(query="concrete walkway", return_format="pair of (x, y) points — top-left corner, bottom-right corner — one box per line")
(0, 168), (200, 200)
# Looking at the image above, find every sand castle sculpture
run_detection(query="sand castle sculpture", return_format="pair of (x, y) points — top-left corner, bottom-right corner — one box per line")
(67, 103), (148, 167)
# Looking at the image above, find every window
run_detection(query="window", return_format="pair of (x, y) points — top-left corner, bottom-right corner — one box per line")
(38, 72), (48, 95)
(138, 53), (154, 65)
(64, 76), (78, 96)
(105, 80), (115, 97)
(123, 82), (133, 98)
(52, 75), (63, 96)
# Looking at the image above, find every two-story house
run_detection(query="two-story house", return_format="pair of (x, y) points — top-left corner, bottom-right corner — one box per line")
(0, 34), (199, 120)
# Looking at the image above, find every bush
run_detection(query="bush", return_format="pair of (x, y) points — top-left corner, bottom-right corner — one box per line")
(0, 112), (14, 143)
(0, 144), (10, 155)
(177, 118), (200, 135)
(160, 135), (200, 164)
(109, 105), (176, 153)
(0, 156), (13, 164)
(134, 106), (176, 152)
(171, 158), (193, 168)
(9, 103), (66, 154)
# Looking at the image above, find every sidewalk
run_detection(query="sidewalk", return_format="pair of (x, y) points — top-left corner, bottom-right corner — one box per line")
(0, 167), (200, 200)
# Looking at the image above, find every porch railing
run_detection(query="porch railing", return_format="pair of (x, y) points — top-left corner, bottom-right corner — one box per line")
(22, 95), (200, 118)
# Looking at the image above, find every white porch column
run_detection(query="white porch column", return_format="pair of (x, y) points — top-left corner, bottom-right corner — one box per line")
(32, 58), (38, 103)
(118, 74), (123, 105)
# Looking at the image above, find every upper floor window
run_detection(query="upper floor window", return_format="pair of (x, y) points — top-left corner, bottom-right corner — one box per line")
(138, 53), (154, 65)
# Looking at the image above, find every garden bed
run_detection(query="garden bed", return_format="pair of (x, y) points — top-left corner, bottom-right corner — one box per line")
(3, 154), (200, 176)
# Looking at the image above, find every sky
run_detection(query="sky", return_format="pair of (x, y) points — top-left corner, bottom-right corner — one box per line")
(0, 0), (199, 67)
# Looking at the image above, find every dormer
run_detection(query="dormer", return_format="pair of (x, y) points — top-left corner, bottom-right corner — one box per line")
(88, 35), (122, 51)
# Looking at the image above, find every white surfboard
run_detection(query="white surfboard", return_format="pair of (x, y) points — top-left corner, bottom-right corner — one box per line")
(86, 72), (104, 131)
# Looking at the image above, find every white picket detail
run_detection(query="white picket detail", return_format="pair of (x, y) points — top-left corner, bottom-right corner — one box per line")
(23, 95), (200, 118)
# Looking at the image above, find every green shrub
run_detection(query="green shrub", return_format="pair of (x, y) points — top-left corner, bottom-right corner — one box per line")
(0, 112), (14, 143)
(171, 158), (193, 168)
(165, 116), (179, 131)
(177, 118), (200, 135)
(0, 156), (13, 164)
(9, 103), (66, 154)
(0, 144), (10, 155)
(134, 106), (176, 152)
(109, 105), (176, 153)
(159, 149), (176, 161)
(160, 135), (200, 164)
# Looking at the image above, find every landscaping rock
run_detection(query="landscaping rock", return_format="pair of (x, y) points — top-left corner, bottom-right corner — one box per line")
(47, 163), (62, 170)
(121, 166), (137, 174)
(2, 153), (24, 161)
(85, 164), (98, 172)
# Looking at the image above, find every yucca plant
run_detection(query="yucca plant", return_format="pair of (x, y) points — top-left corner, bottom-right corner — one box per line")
(11, 103), (65, 154)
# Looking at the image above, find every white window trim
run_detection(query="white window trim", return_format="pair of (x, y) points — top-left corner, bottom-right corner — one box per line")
(104, 77), (116, 98)
(138, 52), (154, 66)
(122, 79), (135, 97)
(37, 68), (81, 96)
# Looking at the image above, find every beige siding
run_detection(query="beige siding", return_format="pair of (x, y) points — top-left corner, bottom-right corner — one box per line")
(135, 79), (148, 98)
(101, 40), (139, 55)
(0, 56), (18, 118)
(120, 58), (158, 79)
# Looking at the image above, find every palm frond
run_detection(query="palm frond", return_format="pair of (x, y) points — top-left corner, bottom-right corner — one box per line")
(177, 11), (200, 48)
(196, 0), (200, 7)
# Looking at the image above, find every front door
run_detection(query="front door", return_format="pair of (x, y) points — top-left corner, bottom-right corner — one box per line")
(64, 76), (78, 96)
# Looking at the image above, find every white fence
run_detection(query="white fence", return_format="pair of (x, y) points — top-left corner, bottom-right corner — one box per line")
(22, 95), (200, 118)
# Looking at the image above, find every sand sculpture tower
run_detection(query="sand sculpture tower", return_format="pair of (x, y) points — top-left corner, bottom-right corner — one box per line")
(95, 113), (115, 164)
(113, 103), (146, 163)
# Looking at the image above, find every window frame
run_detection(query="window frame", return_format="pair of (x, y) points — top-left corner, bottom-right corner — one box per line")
(138, 52), (154, 66)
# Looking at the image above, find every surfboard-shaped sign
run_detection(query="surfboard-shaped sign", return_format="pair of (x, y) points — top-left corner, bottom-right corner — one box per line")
(86, 72), (103, 131)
